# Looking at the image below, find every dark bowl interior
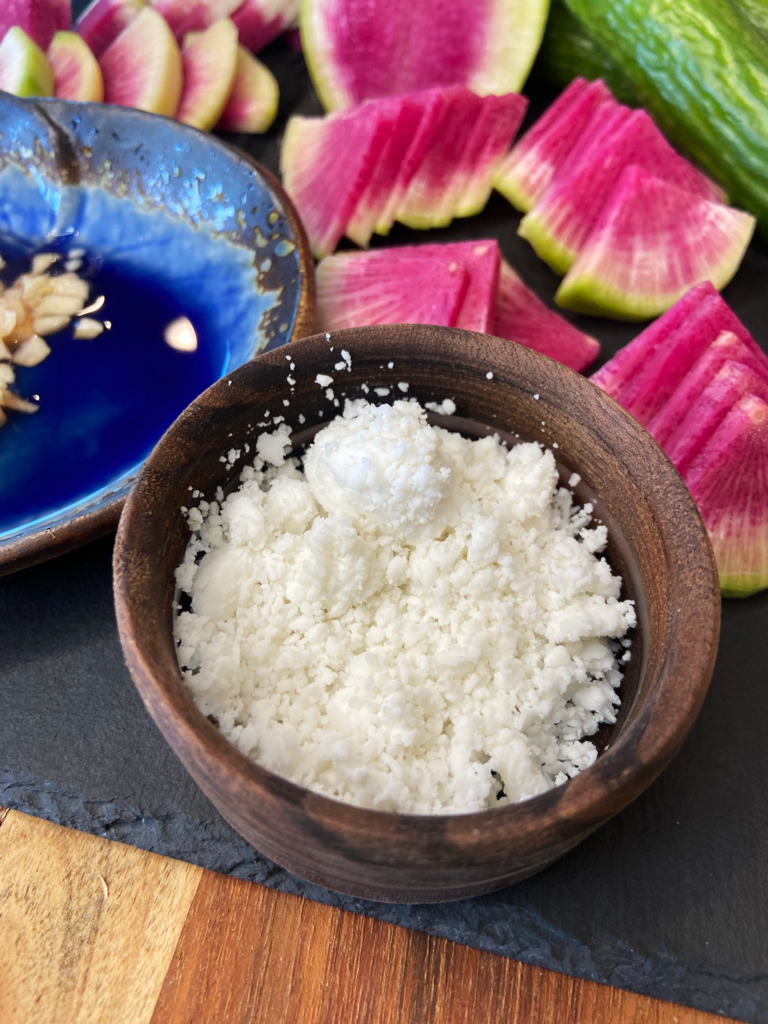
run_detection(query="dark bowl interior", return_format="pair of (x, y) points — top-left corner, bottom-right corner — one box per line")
(114, 325), (721, 903)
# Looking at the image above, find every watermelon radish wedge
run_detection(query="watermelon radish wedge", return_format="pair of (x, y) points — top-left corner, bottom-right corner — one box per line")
(396, 87), (484, 230)
(316, 252), (470, 332)
(216, 45), (279, 133)
(0, 25), (54, 97)
(493, 259), (600, 371)
(555, 165), (755, 320)
(601, 289), (760, 425)
(520, 108), (727, 277)
(231, 0), (297, 53)
(316, 241), (501, 334)
(74, 0), (145, 58)
(344, 94), (424, 248)
(374, 88), (453, 238)
(280, 108), (389, 259)
(176, 19), (238, 131)
(649, 330), (768, 448)
(401, 240), (501, 333)
(453, 92), (528, 219)
(665, 361), (768, 476)
(0, 0), (69, 52)
(150, 0), (240, 40)
(494, 77), (612, 213)
(101, 6), (182, 116)
(300, 0), (549, 111)
(685, 394), (768, 597)
(591, 285), (768, 596)
(590, 281), (716, 400)
(48, 30), (103, 101)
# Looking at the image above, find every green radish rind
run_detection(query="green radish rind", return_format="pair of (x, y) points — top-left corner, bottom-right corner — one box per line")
(563, 0), (768, 236)
(299, 0), (551, 112)
(0, 26), (54, 97)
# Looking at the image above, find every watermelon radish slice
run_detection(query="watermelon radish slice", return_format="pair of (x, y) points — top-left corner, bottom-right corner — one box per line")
(605, 290), (760, 425)
(0, 26), (54, 97)
(345, 94), (424, 248)
(396, 87), (484, 230)
(404, 240), (501, 332)
(0, 0), (69, 52)
(300, 0), (549, 112)
(374, 88), (452, 238)
(48, 30), (104, 101)
(518, 102), (632, 275)
(100, 6), (182, 116)
(316, 252), (470, 332)
(493, 259), (600, 372)
(684, 394), (768, 597)
(556, 165), (755, 320)
(649, 330), (768, 448)
(231, 0), (297, 53)
(176, 19), (238, 131)
(453, 92), (528, 219)
(666, 361), (768, 476)
(314, 241), (501, 333)
(590, 281), (716, 400)
(280, 107), (389, 259)
(216, 45), (278, 133)
(520, 108), (727, 276)
(75, 0), (145, 58)
(150, 0), (241, 39)
(494, 77), (612, 213)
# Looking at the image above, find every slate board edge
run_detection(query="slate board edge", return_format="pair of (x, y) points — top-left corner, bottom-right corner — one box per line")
(2, 769), (762, 1024)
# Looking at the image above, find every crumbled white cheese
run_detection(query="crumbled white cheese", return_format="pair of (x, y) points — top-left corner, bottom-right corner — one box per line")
(425, 398), (456, 416)
(316, 374), (333, 387)
(175, 399), (636, 815)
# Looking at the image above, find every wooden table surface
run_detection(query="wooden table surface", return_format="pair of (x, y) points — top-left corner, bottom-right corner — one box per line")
(0, 807), (742, 1024)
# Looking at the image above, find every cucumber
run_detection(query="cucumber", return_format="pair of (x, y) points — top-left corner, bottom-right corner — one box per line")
(730, 0), (768, 36)
(534, 0), (637, 105)
(564, 0), (768, 236)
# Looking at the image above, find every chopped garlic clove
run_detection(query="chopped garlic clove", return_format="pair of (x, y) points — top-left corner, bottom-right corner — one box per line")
(0, 304), (17, 340)
(0, 362), (16, 384)
(31, 253), (59, 275)
(65, 259), (83, 273)
(2, 390), (39, 413)
(0, 338), (12, 361)
(73, 317), (105, 340)
(12, 335), (51, 367)
(33, 315), (72, 336)
(35, 293), (87, 318)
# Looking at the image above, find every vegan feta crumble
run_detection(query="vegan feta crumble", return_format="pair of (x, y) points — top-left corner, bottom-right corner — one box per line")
(174, 398), (636, 815)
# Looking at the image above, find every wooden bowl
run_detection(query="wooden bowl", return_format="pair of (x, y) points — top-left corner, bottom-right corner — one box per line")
(114, 325), (721, 903)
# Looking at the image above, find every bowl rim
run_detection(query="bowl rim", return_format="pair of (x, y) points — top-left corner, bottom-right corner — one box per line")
(0, 103), (316, 578)
(114, 325), (721, 849)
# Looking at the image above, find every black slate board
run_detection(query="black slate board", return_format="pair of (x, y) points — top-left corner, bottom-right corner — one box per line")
(4, 20), (768, 1024)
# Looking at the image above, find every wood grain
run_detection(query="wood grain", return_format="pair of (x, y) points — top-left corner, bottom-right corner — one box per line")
(0, 809), (741, 1024)
(0, 809), (201, 1024)
(153, 867), (736, 1024)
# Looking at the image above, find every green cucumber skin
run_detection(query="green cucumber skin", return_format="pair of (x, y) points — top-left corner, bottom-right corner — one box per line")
(564, 0), (768, 235)
(534, 0), (638, 106)
(729, 0), (768, 36)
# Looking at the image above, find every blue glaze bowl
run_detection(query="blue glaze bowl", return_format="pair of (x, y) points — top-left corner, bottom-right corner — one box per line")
(0, 94), (314, 573)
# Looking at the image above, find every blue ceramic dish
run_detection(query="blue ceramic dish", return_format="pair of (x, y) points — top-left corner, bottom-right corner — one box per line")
(0, 93), (314, 574)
